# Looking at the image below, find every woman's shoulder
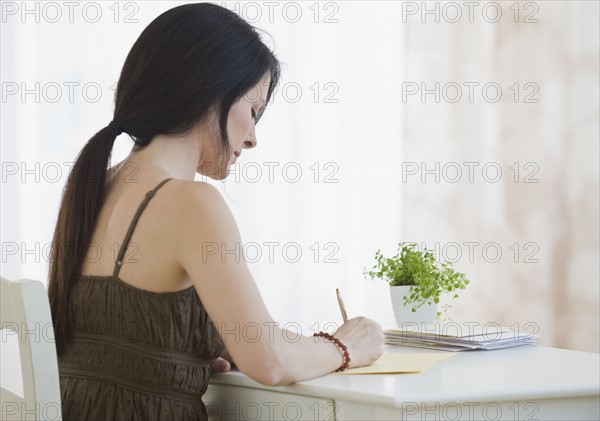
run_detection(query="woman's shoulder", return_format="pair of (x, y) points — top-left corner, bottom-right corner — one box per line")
(165, 179), (241, 265)
(167, 178), (219, 193)
(166, 179), (225, 208)
(164, 179), (236, 231)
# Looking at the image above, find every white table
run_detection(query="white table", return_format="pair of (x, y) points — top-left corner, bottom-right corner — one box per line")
(205, 345), (600, 420)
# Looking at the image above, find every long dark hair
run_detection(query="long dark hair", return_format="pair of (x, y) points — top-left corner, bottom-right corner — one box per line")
(48, 2), (281, 356)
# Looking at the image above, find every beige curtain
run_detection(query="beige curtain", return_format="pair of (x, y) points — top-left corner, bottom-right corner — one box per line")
(401, 1), (599, 352)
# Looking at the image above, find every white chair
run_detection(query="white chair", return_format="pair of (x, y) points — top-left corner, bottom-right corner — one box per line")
(1, 277), (62, 420)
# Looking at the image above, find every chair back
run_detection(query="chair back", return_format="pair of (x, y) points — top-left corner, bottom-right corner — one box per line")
(0, 277), (62, 420)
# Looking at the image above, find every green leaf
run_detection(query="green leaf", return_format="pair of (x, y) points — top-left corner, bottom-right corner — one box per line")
(364, 241), (470, 309)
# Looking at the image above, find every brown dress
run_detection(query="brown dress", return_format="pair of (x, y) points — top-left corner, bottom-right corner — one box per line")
(58, 178), (225, 420)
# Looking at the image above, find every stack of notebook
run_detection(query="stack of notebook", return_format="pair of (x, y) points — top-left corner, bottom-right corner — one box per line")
(384, 322), (540, 351)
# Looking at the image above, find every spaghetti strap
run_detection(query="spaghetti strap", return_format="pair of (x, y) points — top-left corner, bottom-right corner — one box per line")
(112, 178), (173, 278)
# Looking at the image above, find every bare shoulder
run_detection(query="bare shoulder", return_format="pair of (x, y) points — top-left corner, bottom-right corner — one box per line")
(166, 179), (231, 217)
(166, 178), (222, 201)
(165, 179), (240, 246)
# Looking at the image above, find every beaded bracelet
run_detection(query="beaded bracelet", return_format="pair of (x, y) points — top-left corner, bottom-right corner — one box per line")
(313, 331), (351, 372)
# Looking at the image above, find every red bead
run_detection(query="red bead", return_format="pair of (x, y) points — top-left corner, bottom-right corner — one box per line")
(314, 331), (350, 372)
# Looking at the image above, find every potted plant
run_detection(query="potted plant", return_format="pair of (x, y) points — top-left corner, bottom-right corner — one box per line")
(364, 242), (470, 324)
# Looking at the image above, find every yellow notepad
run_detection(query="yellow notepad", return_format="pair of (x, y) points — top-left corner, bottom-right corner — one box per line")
(330, 352), (455, 375)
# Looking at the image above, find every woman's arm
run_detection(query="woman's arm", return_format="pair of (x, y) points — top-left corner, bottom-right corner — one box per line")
(173, 181), (378, 386)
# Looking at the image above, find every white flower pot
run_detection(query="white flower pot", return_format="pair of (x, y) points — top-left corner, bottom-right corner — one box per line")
(390, 285), (437, 325)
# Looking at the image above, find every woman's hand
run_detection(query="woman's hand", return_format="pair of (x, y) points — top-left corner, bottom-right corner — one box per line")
(210, 348), (236, 372)
(210, 357), (231, 372)
(333, 316), (384, 369)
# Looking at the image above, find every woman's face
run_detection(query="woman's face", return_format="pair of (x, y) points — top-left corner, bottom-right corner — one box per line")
(198, 72), (271, 180)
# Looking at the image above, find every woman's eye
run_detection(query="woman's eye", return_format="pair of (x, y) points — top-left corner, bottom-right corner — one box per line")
(251, 108), (259, 123)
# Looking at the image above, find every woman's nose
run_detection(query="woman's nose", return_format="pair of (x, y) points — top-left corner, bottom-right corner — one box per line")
(244, 128), (257, 149)
(243, 137), (256, 149)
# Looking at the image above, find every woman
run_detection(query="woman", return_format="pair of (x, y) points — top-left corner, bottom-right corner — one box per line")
(48, 3), (383, 420)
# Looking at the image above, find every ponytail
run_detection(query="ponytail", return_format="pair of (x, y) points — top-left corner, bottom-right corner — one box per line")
(48, 124), (119, 356)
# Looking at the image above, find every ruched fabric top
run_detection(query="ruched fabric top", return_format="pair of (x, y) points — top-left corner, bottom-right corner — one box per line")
(58, 178), (225, 420)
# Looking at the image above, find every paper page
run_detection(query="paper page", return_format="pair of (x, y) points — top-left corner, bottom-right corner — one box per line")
(385, 323), (516, 339)
(330, 352), (455, 375)
(384, 341), (473, 352)
(384, 323), (539, 345)
(385, 339), (538, 351)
